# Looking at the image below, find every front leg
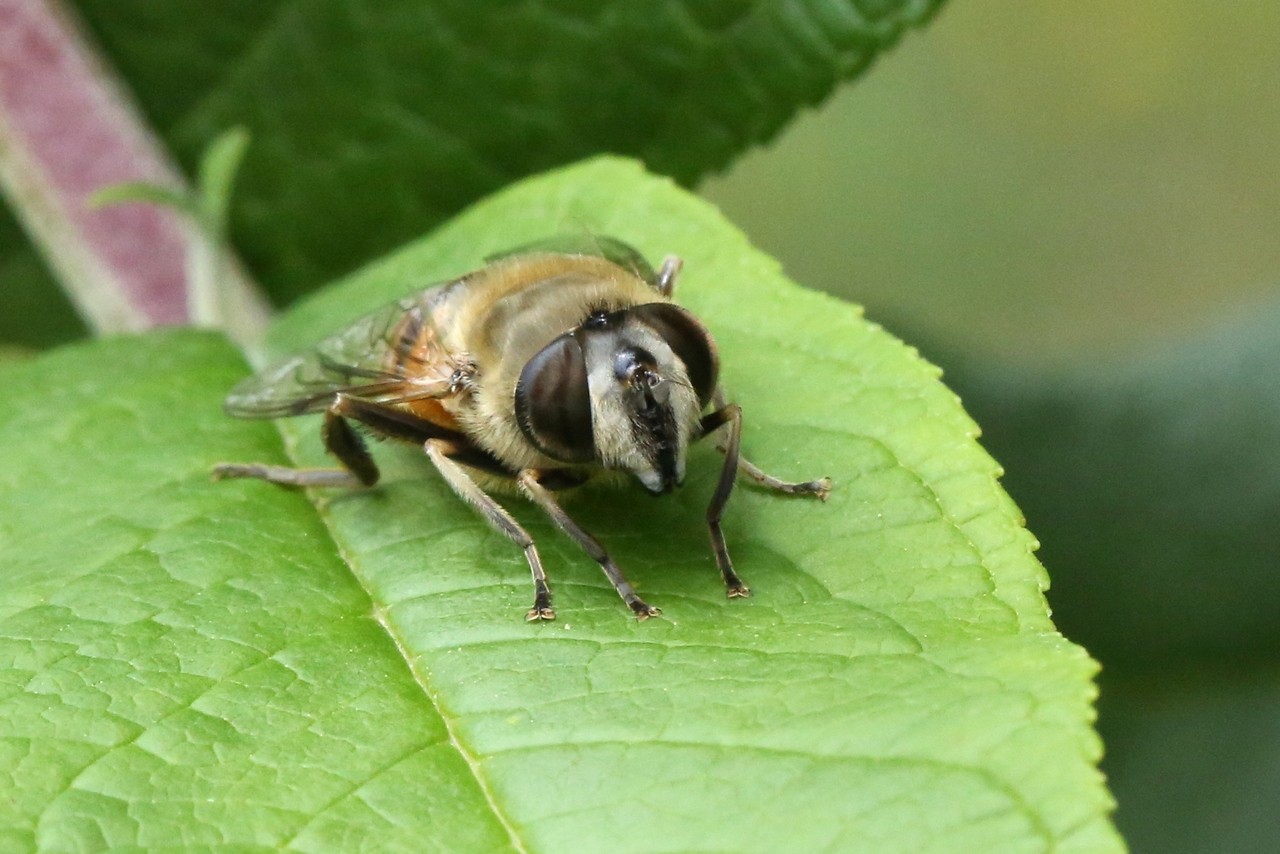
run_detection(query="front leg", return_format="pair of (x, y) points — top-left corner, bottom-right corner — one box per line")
(696, 399), (834, 599)
(703, 388), (832, 499)
(654, 255), (682, 297)
(697, 404), (750, 598)
(732, 454), (832, 500)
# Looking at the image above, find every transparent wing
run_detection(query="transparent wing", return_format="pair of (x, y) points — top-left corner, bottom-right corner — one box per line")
(485, 235), (658, 286)
(224, 285), (458, 419)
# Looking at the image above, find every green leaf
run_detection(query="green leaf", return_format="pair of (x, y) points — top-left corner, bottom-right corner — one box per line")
(71, 0), (947, 300)
(196, 126), (250, 240)
(86, 182), (196, 219)
(85, 126), (250, 243)
(0, 158), (1119, 851)
(0, 332), (509, 851)
(0, 207), (87, 349)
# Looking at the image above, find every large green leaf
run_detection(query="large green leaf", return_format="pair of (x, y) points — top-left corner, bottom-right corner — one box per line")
(0, 158), (1118, 851)
(0, 332), (509, 851)
(69, 0), (946, 301)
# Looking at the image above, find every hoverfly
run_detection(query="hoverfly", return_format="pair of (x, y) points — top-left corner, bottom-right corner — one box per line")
(215, 237), (830, 620)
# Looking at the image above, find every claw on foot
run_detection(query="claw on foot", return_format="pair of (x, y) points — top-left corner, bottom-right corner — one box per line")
(630, 601), (662, 621)
(727, 584), (752, 599)
(211, 463), (253, 481)
(525, 606), (556, 622)
(803, 477), (834, 501)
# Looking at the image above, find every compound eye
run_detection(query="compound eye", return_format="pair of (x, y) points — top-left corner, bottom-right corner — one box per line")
(629, 303), (719, 407)
(515, 333), (596, 463)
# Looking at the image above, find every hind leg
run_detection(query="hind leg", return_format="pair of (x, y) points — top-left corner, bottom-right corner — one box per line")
(213, 403), (377, 488)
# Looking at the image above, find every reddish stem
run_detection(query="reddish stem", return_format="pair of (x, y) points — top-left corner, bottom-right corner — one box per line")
(0, 0), (268, 342)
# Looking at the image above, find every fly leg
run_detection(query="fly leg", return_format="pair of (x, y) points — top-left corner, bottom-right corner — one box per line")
(213, 393), (480, 488)
(517, 471), (662, 620)
(699, 404), (750, 597)
(655, 255), (683, 297)
(212, 401), (377, 488)
(732, 456), (832, 499)
(705, 388), (832, 498)
(424, 440), (556, 621)
(697, 399), (833, 599)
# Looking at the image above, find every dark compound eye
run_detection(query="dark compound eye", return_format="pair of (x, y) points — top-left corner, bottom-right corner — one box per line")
(629, 303), (719, 407)
(514, 333), (596, 463)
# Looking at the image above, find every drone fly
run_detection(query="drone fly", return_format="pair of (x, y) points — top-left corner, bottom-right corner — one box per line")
(215, 237), (830, 620)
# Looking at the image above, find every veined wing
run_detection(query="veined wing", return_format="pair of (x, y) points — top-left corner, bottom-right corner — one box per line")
(224, 285), (460, 419)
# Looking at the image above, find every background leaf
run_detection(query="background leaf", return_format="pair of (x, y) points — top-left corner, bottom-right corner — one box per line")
(0, 210), (86, 349)
(88, 183), (197, 220)
(960, 303), (1280, 668)
(65, 0), (945, 302)
(195, 126), (251, 240)
(0, 158), (1119, 850)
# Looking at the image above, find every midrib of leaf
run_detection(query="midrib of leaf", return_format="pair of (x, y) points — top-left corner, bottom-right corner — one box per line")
(371, 612), (528, 852)
(308, 476), (531, 854)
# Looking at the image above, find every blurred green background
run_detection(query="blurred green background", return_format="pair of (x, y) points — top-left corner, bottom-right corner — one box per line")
(704, 0), (1280, 366)
(704, 1), (1280, 852)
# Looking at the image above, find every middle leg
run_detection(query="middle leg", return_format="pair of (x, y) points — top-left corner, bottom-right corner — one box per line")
(424, 440), (555, 621)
